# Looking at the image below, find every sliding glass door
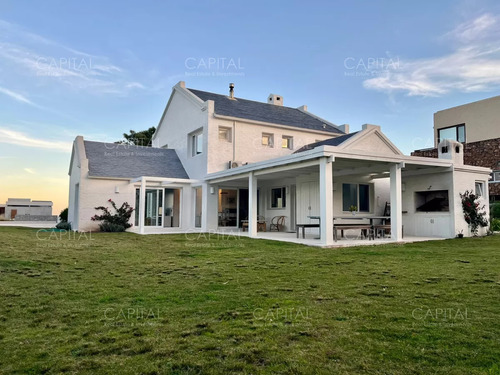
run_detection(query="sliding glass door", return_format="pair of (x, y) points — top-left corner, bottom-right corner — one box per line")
(135, 187), (181, 228)
(145, 189), (162, 226)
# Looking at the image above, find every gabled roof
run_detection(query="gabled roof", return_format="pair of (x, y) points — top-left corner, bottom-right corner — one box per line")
(294, 132), (359, 153)
(188, 88), (344, 134)
(294, 126), (404, 156)
(83, 141), (189, 179)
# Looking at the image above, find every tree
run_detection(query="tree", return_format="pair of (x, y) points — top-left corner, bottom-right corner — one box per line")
(116, 127), (156, 147)
(59, 208), (68, 222)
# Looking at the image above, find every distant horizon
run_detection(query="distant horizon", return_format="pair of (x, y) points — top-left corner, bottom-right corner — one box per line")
(1, 0), (500, 215)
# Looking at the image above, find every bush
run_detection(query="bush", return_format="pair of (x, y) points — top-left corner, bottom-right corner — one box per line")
(98, 223), (125, 232)
(460, 190), (488, 236)
(491, 203), (500, 219)
(91, 199), (134, 232)
(56, 221), (72, 230)
(491, 218), (500, 232)
(59, 208), (68, 222)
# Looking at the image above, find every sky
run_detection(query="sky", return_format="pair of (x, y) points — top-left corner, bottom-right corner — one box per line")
(1, 0), (500, 215)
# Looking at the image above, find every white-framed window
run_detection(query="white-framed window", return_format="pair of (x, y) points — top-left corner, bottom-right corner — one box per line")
(271, 187), (286, 208)
(262, 133), (274, 147)
(282, 136), (293, 149)
(342, 183), (370, 212)
(219, 126), (232, 142)
(191, 130), (203, 156)
(475, 181), (485, 197)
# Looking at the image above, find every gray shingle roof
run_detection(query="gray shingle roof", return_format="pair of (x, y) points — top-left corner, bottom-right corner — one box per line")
(294, 132), (359, 153)
(84, 141), (189, 179)
(188, 88), (344, 134)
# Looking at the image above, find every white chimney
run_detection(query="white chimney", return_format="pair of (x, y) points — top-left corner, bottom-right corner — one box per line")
(229, 83), (235, 99)
(268, 94), (283, 106)
(438, 139), (463, 165)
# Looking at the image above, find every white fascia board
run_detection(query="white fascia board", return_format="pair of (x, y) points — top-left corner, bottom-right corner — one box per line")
(153, 83), (208, 141)
(453, 165), (492, 174)
(213, 113), (342, 137)
(325, 147), (452, 167)
(129, 176), (199, 184)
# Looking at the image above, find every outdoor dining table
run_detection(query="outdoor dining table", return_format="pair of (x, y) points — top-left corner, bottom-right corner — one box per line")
(333, 216), (390, 225)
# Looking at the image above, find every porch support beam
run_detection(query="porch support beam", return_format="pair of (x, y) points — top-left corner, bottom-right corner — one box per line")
(248, 172), (258, 237)
(139, 177), (146, 234)
(390, 163), (402, 241)
(209, 173), (251, 185)
(254, 159), (323, 177)
(319, 157), (334, 246)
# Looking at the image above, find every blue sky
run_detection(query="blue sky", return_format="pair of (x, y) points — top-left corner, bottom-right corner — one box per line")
(1, 0), (500, 213)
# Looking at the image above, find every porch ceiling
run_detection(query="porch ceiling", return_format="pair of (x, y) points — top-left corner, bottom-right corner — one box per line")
(333, 158), (451, 179)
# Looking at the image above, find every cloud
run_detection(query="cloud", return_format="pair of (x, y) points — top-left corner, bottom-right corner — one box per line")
(363, 13), (500, 97)
(0, 86), (34, 104)
(444, 13), (499, 44)
(0, 19), (146, 95)
(23, 168), (36, 174)
(0, 127), (72, 152)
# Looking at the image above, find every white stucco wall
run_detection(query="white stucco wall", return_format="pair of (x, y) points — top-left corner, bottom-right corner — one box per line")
(401, 172), (455, 238)
(152, 86), (209, 180)
(207, 117), (337, 174)
(452, 169), (490, 237)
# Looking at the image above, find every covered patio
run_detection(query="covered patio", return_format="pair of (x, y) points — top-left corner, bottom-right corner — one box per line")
(205, 143), (457, 247)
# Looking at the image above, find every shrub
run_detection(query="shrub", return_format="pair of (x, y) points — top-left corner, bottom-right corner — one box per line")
(56, 221), (72, 230)
(460, 190), (488, 236)
(491, 218), (500, 232)
(59, 208), (68, 222)
(491, 203), (500, 219)
(91, 199), (134, 232)
(98, 223), (126, 232)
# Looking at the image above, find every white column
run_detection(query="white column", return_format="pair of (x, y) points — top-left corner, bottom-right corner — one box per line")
(390, 163), (402, 241)
(248, 172), (258, 237)
(139, 177), (146, 234)
(319, 157), (334, 246)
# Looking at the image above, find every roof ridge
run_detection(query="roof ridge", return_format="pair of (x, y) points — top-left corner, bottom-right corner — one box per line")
(188, 88), (304, 111)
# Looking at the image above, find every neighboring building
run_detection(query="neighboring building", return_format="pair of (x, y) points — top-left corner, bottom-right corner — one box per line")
(413, 95), (500, 202)
(68, 82), (491, 245)
(1, 198), (55, 221)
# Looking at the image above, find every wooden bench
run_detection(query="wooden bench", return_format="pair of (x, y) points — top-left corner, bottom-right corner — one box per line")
(296, 223), (320, 238)
(333, 224), (373, 241)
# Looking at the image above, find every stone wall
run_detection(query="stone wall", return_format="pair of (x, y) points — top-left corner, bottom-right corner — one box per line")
(412, 138), (500, 198)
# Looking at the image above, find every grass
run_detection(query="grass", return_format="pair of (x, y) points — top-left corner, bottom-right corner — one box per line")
(0, 227), (499, 374)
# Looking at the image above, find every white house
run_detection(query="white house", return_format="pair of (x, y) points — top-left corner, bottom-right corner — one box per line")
(1, 198), (55, 221)
(67, 82), (491, 246)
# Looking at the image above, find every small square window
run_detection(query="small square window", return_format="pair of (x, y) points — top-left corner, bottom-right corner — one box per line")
(492, 171), (500, 182)
(262, 133), (274, 147)
(282, 136), (293, 149)
(219, 127), (232, 142)
(271, 187), (286, 208)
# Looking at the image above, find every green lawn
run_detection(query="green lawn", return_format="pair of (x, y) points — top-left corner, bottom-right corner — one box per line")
(0, 227), (499, 374)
